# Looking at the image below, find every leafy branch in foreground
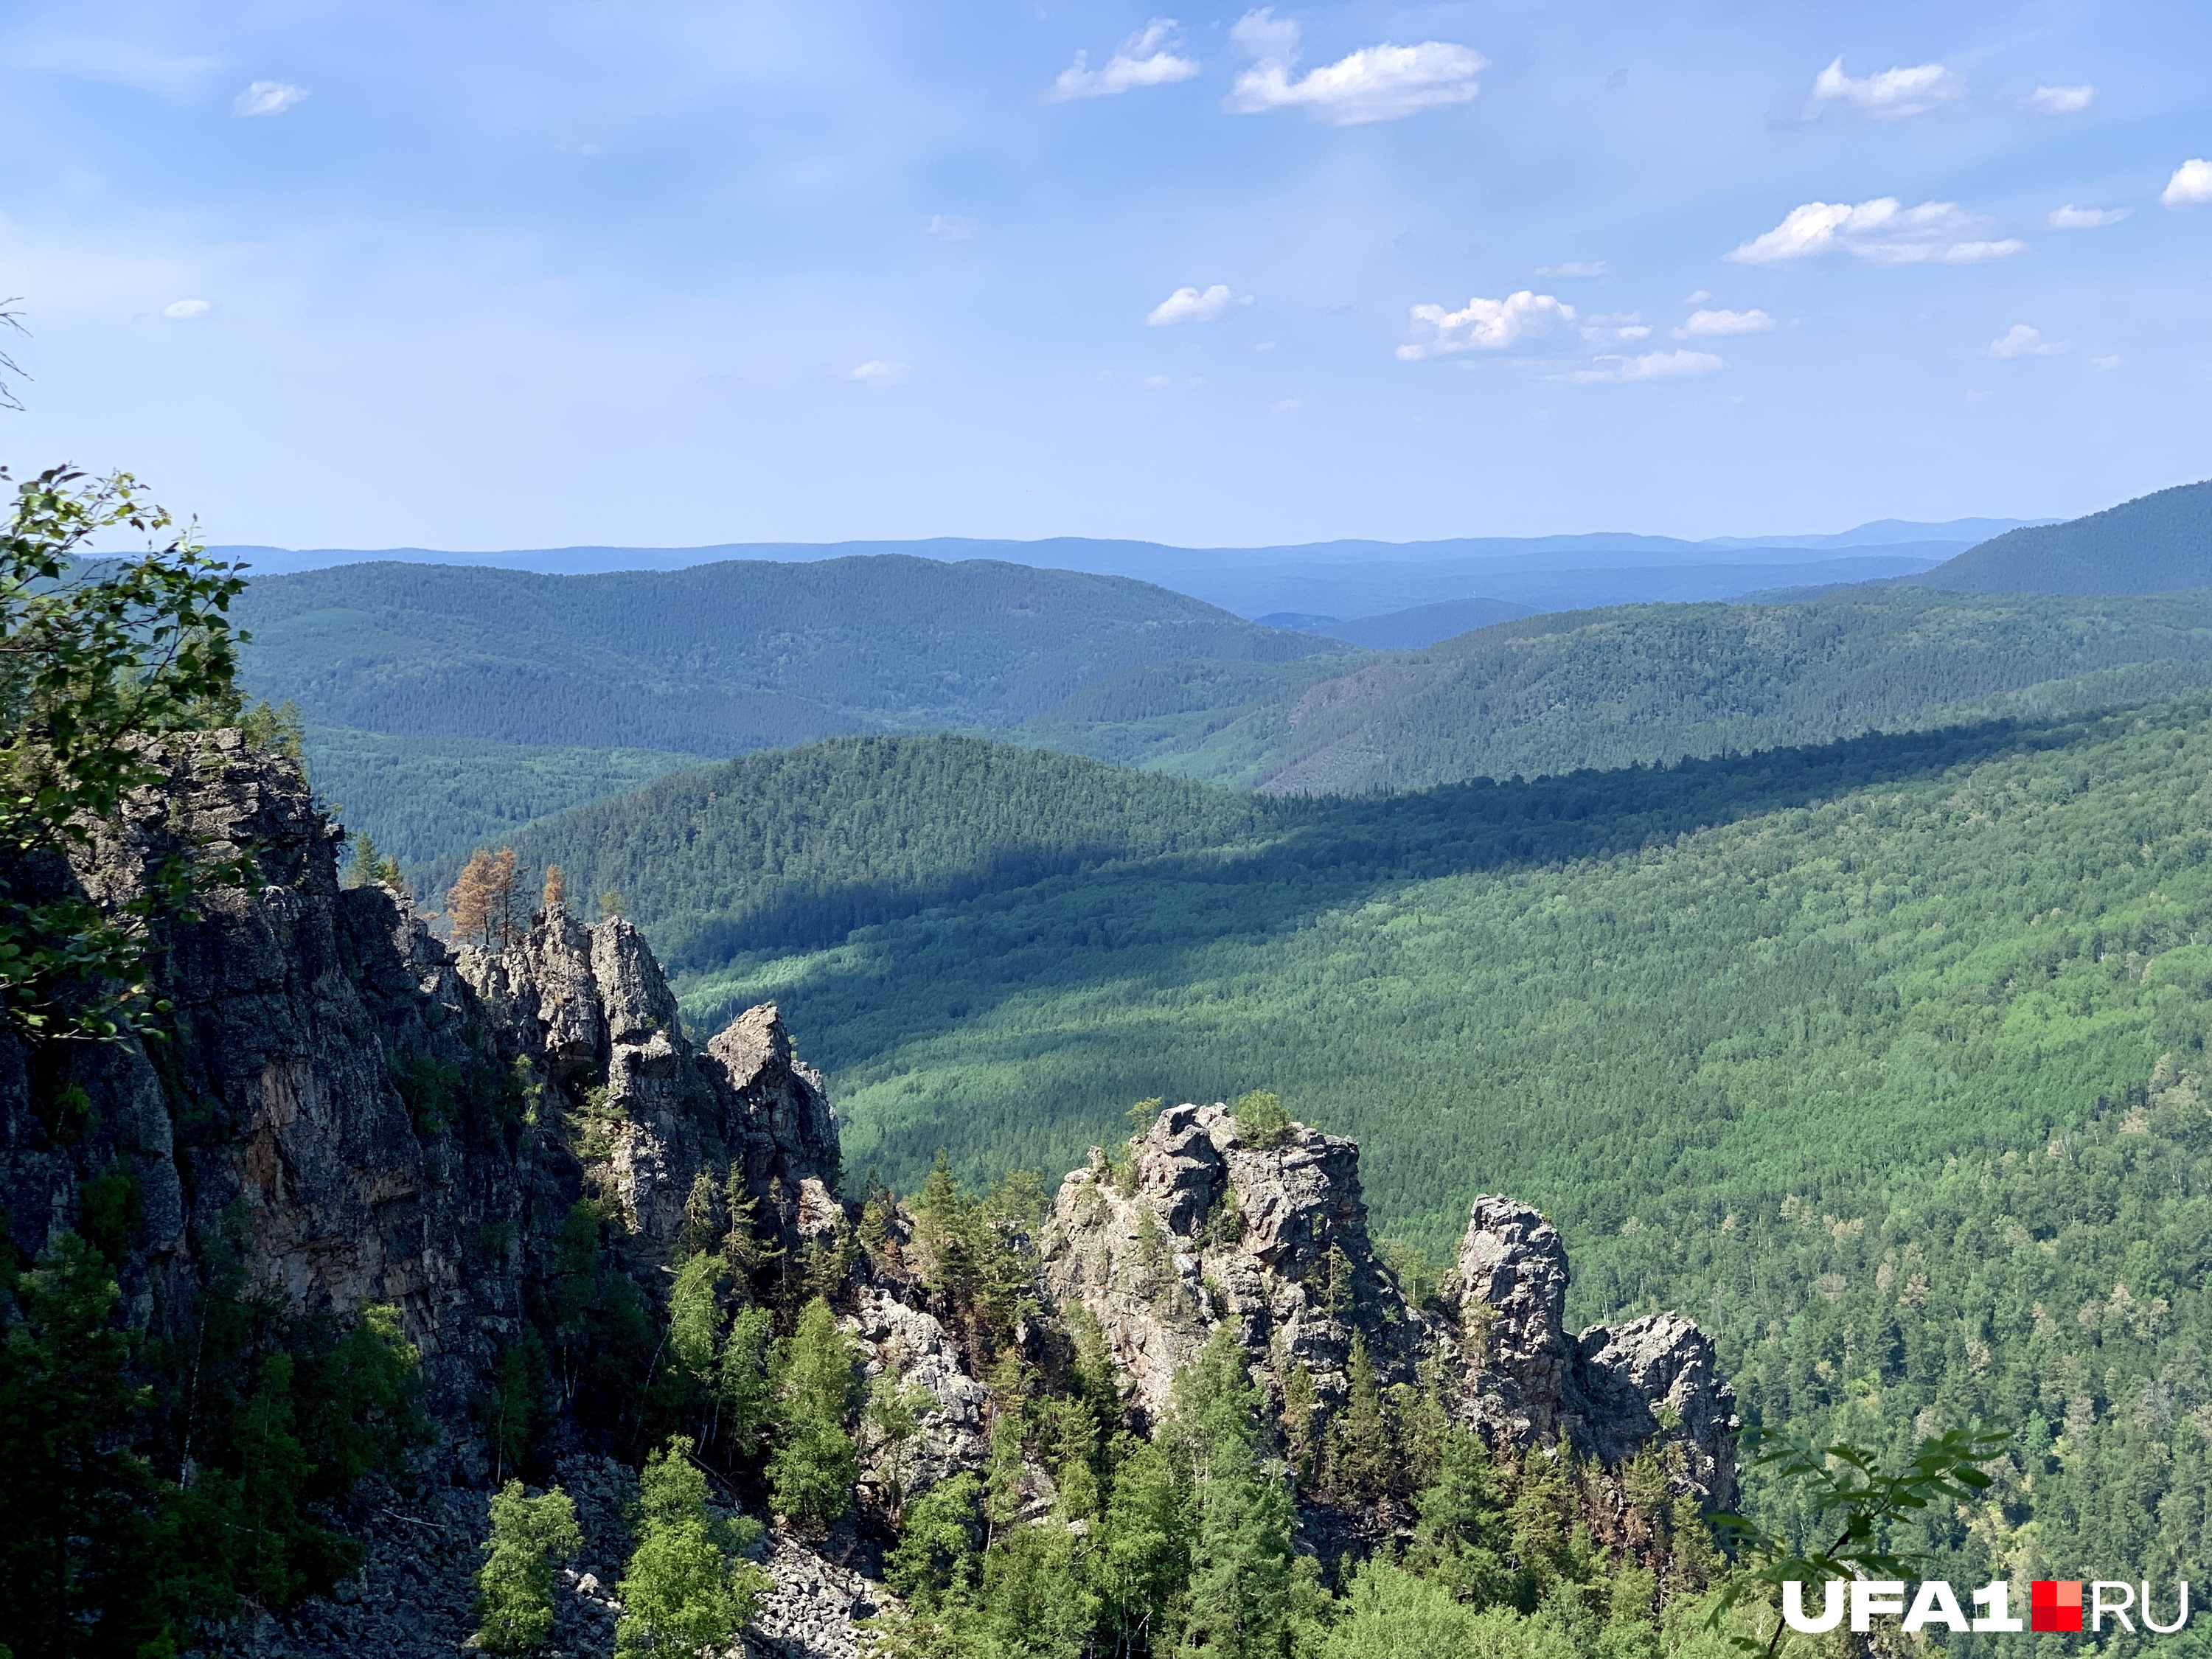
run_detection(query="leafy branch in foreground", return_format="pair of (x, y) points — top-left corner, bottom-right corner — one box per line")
(0, 465), (251, 1037)
(1705, 1422), (2011, 1656)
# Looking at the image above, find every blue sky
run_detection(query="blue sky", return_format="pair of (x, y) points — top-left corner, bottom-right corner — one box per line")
(3, 1), (2207, 548)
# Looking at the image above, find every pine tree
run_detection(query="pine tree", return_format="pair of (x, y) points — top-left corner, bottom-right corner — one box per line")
(1325, 1333), (1390, 1509)
(1170, 1325), (1295, 1659)
(615, 1436), (768, 1659)
(1404, 1425), (1510, 1607)
(541, 863), (566, 914)
(1097, 1436), (1191, 1655)
(473, 1481), (582, 1655)
(344, 831), (402, 891)
(767, 1297), (861, 1528)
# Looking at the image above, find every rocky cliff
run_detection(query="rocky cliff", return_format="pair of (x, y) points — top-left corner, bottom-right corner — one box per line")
(1040, 1102), (1737, 1509)
(1, 740), (1737, 1656)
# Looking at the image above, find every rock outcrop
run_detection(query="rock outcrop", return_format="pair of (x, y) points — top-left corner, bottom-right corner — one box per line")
(1040, 1100), (1423, 1427)
(1043, 1107), (1738, 1504)
(1, 737), (1739, 1657)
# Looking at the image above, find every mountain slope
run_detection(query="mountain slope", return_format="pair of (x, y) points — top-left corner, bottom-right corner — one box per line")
(306, 726), (705, 865)
(236, 555), (1339, 755)
(1167, 586), (2212, 793)
(439, 734), (1281, 972)
(1915, 477), (2212, 594)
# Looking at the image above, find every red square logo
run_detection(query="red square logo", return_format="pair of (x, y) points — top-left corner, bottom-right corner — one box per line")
(2032, 1581), (2084, 1633)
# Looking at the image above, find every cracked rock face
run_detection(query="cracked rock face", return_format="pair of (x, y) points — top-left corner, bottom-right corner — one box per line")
(846, 1285), (993, 1500)
(1040, 1101), (1429, 1427)
(1454, 1197), (1739, 1504)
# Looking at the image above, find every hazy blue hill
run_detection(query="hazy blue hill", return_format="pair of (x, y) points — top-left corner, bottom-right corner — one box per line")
(235, 554), (1340, 755)
(431, 733), (1280, 970)
(307, 726), (705, 866)
(1165, 586), (2212, 794)
(1915, 477), (2212, 594)
(1320, 596), (1534, 648)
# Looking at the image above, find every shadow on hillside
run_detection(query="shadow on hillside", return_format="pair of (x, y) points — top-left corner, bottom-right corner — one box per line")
(668, 703), (2160, 997)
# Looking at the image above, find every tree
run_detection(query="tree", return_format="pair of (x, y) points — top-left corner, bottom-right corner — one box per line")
(598, 888), (624, 919)
(542, 863), (566, 914)
(1324, 1335), (1389, 1509)
(474, 1481), (582, 1655)
(768, 1297), (861, 1528)
(448, 846), (526, 950)
(0, 465), (250, 1037)
(0, 1233), (166, 1658)
(344, 831), (402, 891)
(616, 1437), (768, 1659)
(1404, 1426), (1510, 1608)
(1169, 1326), (1295, 1659)
(885, 1471), (982, 1610)
(1230, 1091), (1292, 1148)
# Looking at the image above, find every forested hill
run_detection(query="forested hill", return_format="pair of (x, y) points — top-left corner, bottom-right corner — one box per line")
(234, 555), (1340, 755)
(657, 695), (2212, 1606)
(1133, 584), (2212, 793)
(1915, 476), (2212, 594)
(434, 734), (1282, 972)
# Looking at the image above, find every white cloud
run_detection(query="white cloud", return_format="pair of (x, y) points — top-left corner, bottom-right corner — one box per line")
(2162, 159), (2212, 209)
(1397, 291), (1573, 359)
(234, 79), (307, 116)
(1580, 312), (1649, 343)
(1227, 9), (1483, 125)
(2048, 204), (2127, 229)
(162, 298), (212, 320)
(2028, 84), (2096, 114)
(1146, 284), (1242, 325)
(1989, 324), (2067, 358)
(926, 215), (978, 240)
(1051, 20), (1200, 100)
(2090, 355), (2122, 371)
(1536, 260), (1607, 278)
(1674, 307), (1774, 338)
(848, 360), (908, 384)
(1808, 57), (1964, 119)
(1727, 198), (2025, 265)
(1684, 290), (1712, 305)
(1570, 349), (1725, 384)
(1144, 374), (1170, 389)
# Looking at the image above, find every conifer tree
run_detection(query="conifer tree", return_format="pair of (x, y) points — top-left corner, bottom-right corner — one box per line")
(1324, 1334), (1390, 1509)
(1170, 1326), (1295, 1659)
(541, 863), (566, 914)
(473, 1481), (582, 1655)
(767, 1297), (861, 1528)
(448, 846), (524, 950)
(1405, 1425), (1510, 1607)
(615, 1437), (767, 1659)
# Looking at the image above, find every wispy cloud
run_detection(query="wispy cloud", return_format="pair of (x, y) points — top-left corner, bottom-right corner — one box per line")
(925, 215), (978, 240)
(1990, 324), (2066, 358)
(1146, 285), (1246, 325)
(1674, 308), (1773, 338)
(1580, 313), (1649, 344)
(848, 360), (908, 384)
(2048, 204), (2126, 229)
(1728, 199), (2024, 265)
(1570, 349), (1725, 384)
(1051, 20), (1199, 101)
(1536, 260), (1607, 279)
(1808, 57), (1964, 119)
(2028, 84), (2096, 114)
(162, 299), (212, 320)
(2163, 160), (2212, 209)
(1397, 291), (1573, 359)
(234, 80), (307, 116)
(4, 33), (223, 99)
(1228, 9), (1483, 126)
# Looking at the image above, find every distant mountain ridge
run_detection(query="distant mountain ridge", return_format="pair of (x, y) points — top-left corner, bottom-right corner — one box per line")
(237, 554), (1338, 760)
(1913, 478), (2212, 595)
